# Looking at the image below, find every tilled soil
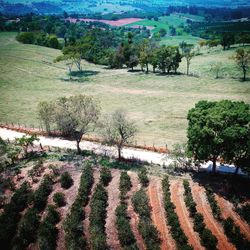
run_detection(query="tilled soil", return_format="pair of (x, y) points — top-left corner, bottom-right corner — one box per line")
(170, 180), (204, 250)
(127, 171), (146, 250)
(83, 168), (100, 248)
(148, 177), (176, 250)
(215, 194), (250, 240)
(105, 169), (122, 250)
(191, 181), (235, 250)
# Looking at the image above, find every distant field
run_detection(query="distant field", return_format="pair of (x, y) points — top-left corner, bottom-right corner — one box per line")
(160, 35), (202, 46)
(0, 32), (249, 147)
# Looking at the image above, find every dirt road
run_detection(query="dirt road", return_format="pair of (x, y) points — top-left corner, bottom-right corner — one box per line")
(0, 128), (172, 166)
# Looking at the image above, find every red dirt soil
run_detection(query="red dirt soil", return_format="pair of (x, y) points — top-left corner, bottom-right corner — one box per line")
(148, 177), (176, 250)
(127, 171), (146, 250)
(170, 180), (204, 250)
(191, 182), (235, 250)
(215, 194), (250, 240)
(105, 169), (121, 250)
(83, 168), (100, 248)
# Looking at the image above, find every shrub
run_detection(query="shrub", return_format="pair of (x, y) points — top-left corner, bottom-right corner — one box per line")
(132, 188), (160, 249)
(162, 176), (192, 250)
(31, 175), (53, 211)
(53, 192), (66, 207)
(119, 171), (132, 200)
(100, 167), (112, 186)
(13, 207), (40, 249)
(64, 164), (94, 249)
(60, 172), (73, 189)
(205, 186), (221, 219)
(89, 184), (109, 250)
(236, 203), (250, 225)
(183, 180), (218, 250)
(138, 167), (149, 187)
(223, 217), (250, 249)
(38, 205), (60, 250)
(0, 182), (31, 250)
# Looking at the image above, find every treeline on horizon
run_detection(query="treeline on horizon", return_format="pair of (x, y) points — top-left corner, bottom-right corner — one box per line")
(1, 5), (250, 22)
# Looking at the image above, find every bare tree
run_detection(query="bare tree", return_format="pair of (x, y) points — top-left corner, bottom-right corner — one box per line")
(210, 62), (223, 79)
(37, 101), (55, 134)
(182, 46), (195, 75)
(234, 48), (250, 81)
(102, 109), (137, 160)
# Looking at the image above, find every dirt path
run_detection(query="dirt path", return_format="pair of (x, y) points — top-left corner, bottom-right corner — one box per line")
(170, 180), (203, 250)
(105, 169), (121, 250)
(191, 182), (235, 250)
(215, 194), (250, 240)
(83, 168), (100, 248)
(0, 128), (173, 166)
(148, 177), (176, 250)
(127, 171), (146, 250)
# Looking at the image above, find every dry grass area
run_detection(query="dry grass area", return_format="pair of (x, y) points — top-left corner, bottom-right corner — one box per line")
(0, 32), (249, 147)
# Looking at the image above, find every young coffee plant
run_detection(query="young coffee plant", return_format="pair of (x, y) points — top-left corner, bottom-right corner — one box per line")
(60, 171), (73, 189)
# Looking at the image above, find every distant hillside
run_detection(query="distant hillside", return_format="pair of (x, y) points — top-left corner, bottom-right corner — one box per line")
(1, 0), (250, 15)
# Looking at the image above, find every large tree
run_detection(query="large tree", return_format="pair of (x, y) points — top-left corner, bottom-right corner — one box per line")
(102, 109), (137, 160)
(233, 48), (250, 81)
(38, 95), (100, 154)
(187, 100), (250, 174)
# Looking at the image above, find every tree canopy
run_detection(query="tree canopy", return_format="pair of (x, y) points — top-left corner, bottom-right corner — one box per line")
(187, 100), (250, 174)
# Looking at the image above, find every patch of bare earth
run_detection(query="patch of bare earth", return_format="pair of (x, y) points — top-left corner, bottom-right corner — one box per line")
(105, 169), (121, 250)
(127, 171), (146, 250)
(170, 180), (204, 250)
(148, 177), (176, 250)
(215, 194), (250, 240)
(83, 168), (100, 247)
(191, 181), (235, 250)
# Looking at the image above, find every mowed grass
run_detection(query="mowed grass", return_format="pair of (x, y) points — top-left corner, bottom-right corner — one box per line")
(0, 32), (249, 147)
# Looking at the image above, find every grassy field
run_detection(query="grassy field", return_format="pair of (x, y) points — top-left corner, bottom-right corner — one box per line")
(160, 35), (202, 46)
(0, 32), (249, 148)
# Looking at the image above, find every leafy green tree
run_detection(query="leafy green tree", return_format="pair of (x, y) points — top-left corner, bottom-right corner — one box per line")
(187, 100), (250, 173)
(102, 109), (137, 160)
(182, 45), (195, 75)
(15, 134), (39, 157)
(220, 33), (235, 50)
(233, 48), (250, 81)
(38, 101), (55, 133)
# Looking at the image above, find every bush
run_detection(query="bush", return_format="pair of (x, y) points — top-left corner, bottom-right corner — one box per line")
(162, 176), (192, 250)
(138, 167), (149, 187)
(38, 205), (60, 250)
(60, 172), (73, 189)
(53, 192), (66, 207)
(89, 184), (109, 250)
(119, 171), (132, 200)
(64, 164), (94, 249)
(223, 217), (250, 249)
(100, 167), (112, 186)
(236, 203), (250, 225)
(0, 182), (31, 250)
(183, 180), (218, 250)
(31, 175), (53, 211)
(13, 207), (40, 249)
(115, 172), (137, 249)
(205, 186), (221, 219)
(132, 188), (160, 249)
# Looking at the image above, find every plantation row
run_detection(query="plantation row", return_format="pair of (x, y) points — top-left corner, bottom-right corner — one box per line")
(1, 163), (250, 250)
(205, 186), (250, 249)
(183, 180), (218, 249)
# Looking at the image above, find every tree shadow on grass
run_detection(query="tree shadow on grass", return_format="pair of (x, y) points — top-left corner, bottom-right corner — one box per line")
(60, 70), (100, 83)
